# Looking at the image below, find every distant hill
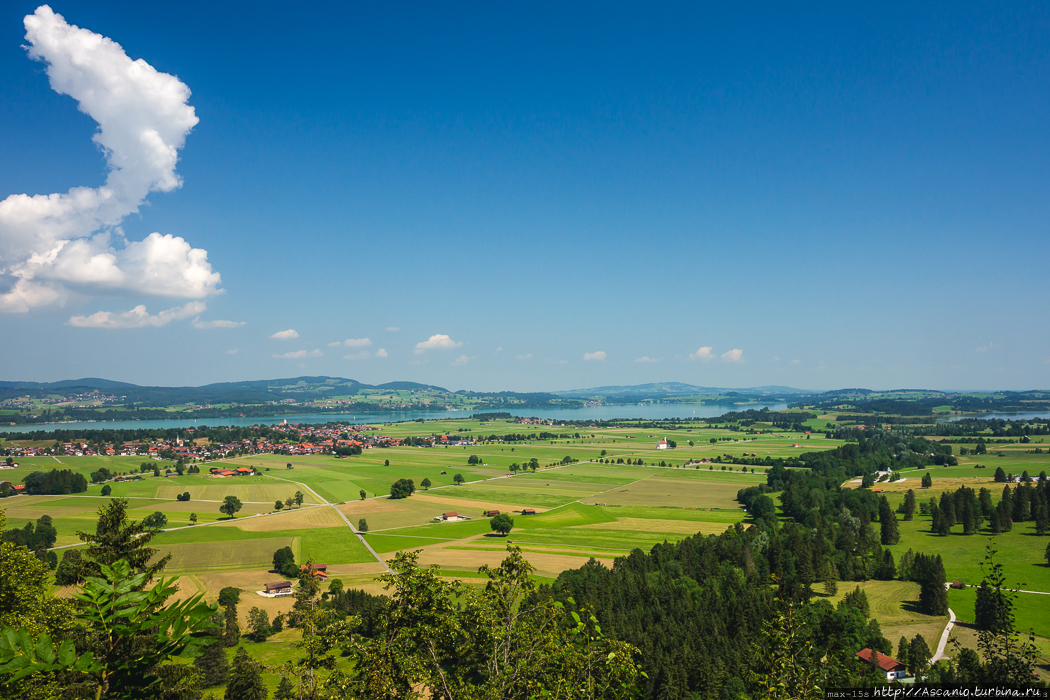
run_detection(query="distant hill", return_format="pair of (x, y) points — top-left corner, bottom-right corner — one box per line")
(0, 376), (450, 406)
(553, 382), (810, 398)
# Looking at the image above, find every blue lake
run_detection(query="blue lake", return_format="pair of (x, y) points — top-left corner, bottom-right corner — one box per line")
(0, 402), (788, 433)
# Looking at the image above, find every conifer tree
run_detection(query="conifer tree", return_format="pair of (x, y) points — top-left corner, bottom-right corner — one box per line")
(918, 555), (948, 616)
(274, 677), (294, 700)
(902, 489), (916, 521)
(897, 636), (910, 669)
(223, 604), (240, 647)
(879, 496), (899, 545)
(224, 647), (267, 700)
(194, 632), (230, 687)
(909, 634), (931, 677)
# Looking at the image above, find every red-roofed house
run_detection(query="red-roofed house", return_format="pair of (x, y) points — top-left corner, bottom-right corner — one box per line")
(856, 648), (907, 680)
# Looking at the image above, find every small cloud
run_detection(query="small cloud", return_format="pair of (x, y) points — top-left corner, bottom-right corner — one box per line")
(343, 338), (372, 348)
(273, 349), (322, 359)
(689, 347), (714, 361)
(385, 326), (400, 332)
(375, 348), (388, 358)
(192, 318), (245, 329)
(495, 346), (503, 352)
(68, 301), (205, 329)
(344, 351), (370, 360)
(721, 349), (744, 363)
(271, 329), (299, 340)
(515, 353), (533, 360)
(227, 349), (239, 355)
(452, 354), (474, 366)
(414, 334), (462, 354)
(976, 342), (995, 353)
(546, 358), (569, 364)
(327, 341), (342, 347)
(635, 356), (662, 363)
(772, 356), (780, 362)
(791, 359), (801, 365)
(410, 358), (429, 366)
(583, 351), (607, 362)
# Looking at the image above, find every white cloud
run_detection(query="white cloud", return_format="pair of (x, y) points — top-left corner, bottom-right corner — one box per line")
(375, 348), (388, 358)
(635, 356), (661, 363)
(273, 349), (322, 359)
(344, 351), (370, 360)
(271, 329), (299, 340)
(515, 353), (533, 360)
(791, 359), (801, 365)
(227, 349), (238, 355)
(343, 338), (371, 348)
(772, 356), (780, 362)
(0, 7), (221, 312)
(689, 347), (714, 361)
(495, 346), (503, 352)
(414, 334), (461, 353)
(721, 349), (744, 363)
(327, 341), (341, 347)
(67, 300), (204, 329)
(583, 351), (607, 362)
(385, 326), (400, 332)
(192, 317), (245, 329)
(452, 355), (474, 366)
(976, 342), (995, 353)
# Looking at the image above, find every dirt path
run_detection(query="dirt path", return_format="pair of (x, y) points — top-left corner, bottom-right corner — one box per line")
(263, 474), (393, 574)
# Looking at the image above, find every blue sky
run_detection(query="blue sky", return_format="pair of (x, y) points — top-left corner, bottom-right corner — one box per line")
(0, 1), (1048, 392)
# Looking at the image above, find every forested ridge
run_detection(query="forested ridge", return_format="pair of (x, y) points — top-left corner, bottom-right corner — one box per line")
(551, 432), (1034, 698)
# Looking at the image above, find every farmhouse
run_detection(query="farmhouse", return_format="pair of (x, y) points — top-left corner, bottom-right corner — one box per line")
(856, 648), (907, 680)
(483, 510), (500, 517)
(301, 563), (328, 579)
(521, 508), (536, 515)
(263, 581), (293, 596)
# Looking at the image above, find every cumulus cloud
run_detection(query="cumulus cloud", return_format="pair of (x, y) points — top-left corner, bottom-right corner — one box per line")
(414, 334), (461, 353)
(270, 329), (299, 340)
(67, 300), (204, 328)
(452, 355), (476, 366)
(343, 338), (371, 348)
(0, 6), (221, 313)
(635, 356), (661, 363)
(583, 351), (607, 362)
(273, 349), (322, 359)
(344, 351), (370, 360)
(721, 349), (744, 363)
(515, 353), (533, 360)
(976, 342), (995, 353)
(375, 348), (388, 358)
(385, 326), (400, 332)
(227, 349), (238, 354)
(192, 317), (245, 329)
(689, 347), (714, 361)
(791, 359), (801, 365)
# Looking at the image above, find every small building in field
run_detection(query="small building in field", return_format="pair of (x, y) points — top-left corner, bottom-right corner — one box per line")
(521, 508), (536, 515)
(264, 581), (293, 596)
(301, 563), (328, 579)
(856, 648), (907, 680)
(951, 580), (965, 589)
(483, 510), (500, 517)
(657, 439), (670, 450)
